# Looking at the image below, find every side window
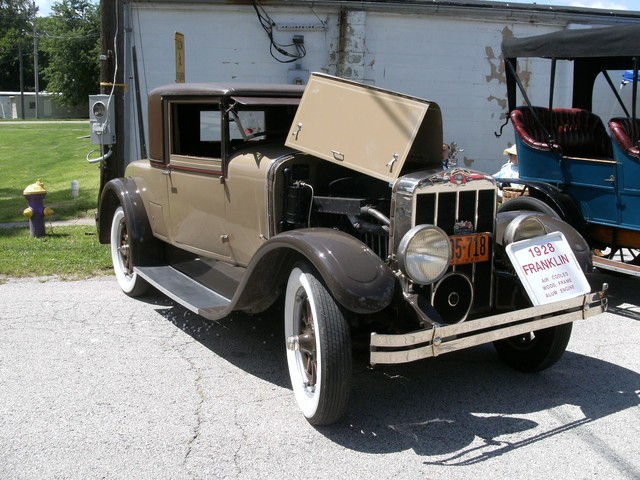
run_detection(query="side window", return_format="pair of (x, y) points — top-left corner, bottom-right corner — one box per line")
(166, 99), (298, 172)
(170, 102), (222, 160)
(200, 110), (222, 142)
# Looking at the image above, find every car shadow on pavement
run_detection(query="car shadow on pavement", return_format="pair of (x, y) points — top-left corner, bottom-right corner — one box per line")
(589, 270), (640, 322)
(331, 348), (639, 464)
(147, 276), (639, 471)
(153, 299), (290, 389)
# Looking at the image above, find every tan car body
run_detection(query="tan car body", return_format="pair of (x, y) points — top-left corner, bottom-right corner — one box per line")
(127, 74), (444, 265)
(98, 73), (607, 425)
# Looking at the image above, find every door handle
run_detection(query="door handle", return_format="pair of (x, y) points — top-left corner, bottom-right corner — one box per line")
(604, 175), (615, 183)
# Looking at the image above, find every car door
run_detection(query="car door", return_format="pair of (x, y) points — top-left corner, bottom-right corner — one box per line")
(563, 157), (619, 226)
(164, 100), (230, 259)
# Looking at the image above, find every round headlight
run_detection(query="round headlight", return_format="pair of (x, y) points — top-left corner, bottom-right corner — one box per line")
(503, 214), (547, 246)
(397, 225), (451, 284)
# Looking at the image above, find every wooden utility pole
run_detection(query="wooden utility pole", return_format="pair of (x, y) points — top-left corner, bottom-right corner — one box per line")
(99, 0), (125, 195)
(32, 0), (39, 119)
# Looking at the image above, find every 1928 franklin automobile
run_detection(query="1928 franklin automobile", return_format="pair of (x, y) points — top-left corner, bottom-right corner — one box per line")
(500, 24), (640, 276)
(98, 73), (607, 425)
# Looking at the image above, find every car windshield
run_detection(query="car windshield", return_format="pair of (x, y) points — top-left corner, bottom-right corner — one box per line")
(229, 109), (266, 140)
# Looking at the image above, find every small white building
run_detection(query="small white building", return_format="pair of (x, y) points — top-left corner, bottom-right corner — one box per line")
(0, 92), (86, 120)
(114, 0), (640, 173)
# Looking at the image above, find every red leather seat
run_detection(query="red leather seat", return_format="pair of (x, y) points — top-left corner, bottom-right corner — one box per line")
(609, 117), (640, 158)
(511, 107), (612, 158)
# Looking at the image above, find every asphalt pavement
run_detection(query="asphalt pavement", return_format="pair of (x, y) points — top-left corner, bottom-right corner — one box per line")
(0, 271), (638, 479)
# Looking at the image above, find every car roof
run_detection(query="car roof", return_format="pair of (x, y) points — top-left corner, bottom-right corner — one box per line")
(149, 82), (305, 100)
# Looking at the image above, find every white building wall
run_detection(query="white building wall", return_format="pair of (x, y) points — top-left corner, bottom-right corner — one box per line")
(358, 15), (578, 172)
(0, 96), (12, 119)
(122, 1), (638, 174)
(128, 4), (339, 86)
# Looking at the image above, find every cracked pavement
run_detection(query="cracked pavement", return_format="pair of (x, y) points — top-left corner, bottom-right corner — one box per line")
(0, 273), (638, 479)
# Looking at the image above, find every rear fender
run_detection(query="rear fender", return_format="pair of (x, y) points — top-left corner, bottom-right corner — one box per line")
(97, 177), (163, 265)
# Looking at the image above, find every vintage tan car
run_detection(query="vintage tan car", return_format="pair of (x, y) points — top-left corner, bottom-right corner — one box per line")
(97, 73), (607, 425)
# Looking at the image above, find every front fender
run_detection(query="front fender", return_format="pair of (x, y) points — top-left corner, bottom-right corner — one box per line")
(496, 211), (592, 272)
(234, 228), (395, 314)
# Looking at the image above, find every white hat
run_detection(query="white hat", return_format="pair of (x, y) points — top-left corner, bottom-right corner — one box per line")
(503, 145), (517, 156)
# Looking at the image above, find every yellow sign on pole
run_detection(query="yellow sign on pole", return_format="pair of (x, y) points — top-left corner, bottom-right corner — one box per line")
(175, 32), (185, 83)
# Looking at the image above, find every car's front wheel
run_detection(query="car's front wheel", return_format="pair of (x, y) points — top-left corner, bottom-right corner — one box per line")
(284, 264), (352, 425)
(110, 206), (149, 297)
(493, 322), (572, 372)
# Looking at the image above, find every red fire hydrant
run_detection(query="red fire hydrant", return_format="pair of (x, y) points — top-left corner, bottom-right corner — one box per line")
(23, 180), (54, 237)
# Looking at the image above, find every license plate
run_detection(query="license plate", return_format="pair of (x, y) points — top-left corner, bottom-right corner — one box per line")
(449, 233), (490, 265)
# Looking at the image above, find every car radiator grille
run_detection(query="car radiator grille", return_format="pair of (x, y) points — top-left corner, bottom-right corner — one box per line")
(358, 231), (389, 261)
(415, 188), (496, 313)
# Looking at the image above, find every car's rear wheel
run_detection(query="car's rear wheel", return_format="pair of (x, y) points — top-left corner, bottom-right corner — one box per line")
(600, 247), (640, 266)
(493, 322), (572, 372)
(284, 264), (351, 425)
(110, 206), (149, 297)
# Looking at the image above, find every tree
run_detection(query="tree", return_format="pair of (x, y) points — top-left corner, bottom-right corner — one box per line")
(0, 0), (35, 91)
(39, 0), (99, 107)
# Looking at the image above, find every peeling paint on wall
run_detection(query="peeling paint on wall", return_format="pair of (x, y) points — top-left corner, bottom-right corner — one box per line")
(487, 95), (508, 113)
(485, 45), (506, 85)
(337, 9), (367, 80)
(485, 26), (533, 122)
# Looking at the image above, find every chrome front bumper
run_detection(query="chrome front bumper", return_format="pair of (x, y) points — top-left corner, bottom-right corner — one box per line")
(370, 285), (608, 365)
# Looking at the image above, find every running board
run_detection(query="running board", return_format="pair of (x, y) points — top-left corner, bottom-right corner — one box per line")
(592, 256), (640, 277)
(135, 265), (232, 319)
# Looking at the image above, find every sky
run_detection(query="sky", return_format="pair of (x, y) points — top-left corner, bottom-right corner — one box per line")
(34, 0), (640, 16)
(523, 0), (639, 9)
(34, 0), (96, 16)
(35, 0), (56, 16)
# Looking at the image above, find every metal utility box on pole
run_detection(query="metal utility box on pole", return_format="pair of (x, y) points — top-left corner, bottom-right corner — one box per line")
(99, 0), (125, 196)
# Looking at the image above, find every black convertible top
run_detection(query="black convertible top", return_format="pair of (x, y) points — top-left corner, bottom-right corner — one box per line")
(502, 24), (640, 59)
(502, 24), (640, 112)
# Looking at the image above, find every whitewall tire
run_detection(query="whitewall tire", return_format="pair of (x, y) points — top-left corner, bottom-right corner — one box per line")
(284, 264), (352, 425)
(110, 206), (149, 297)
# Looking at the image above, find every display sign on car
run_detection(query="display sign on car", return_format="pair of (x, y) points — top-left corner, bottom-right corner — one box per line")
(506, 231), (591, 306)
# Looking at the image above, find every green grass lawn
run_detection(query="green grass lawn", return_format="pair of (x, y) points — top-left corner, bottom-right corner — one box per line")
(0, 225), (112, 279)
(0, 121), (112, 279)
(0, 121), (100, 222)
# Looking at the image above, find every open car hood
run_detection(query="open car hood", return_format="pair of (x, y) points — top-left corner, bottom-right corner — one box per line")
(286, 73), (443, 183)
